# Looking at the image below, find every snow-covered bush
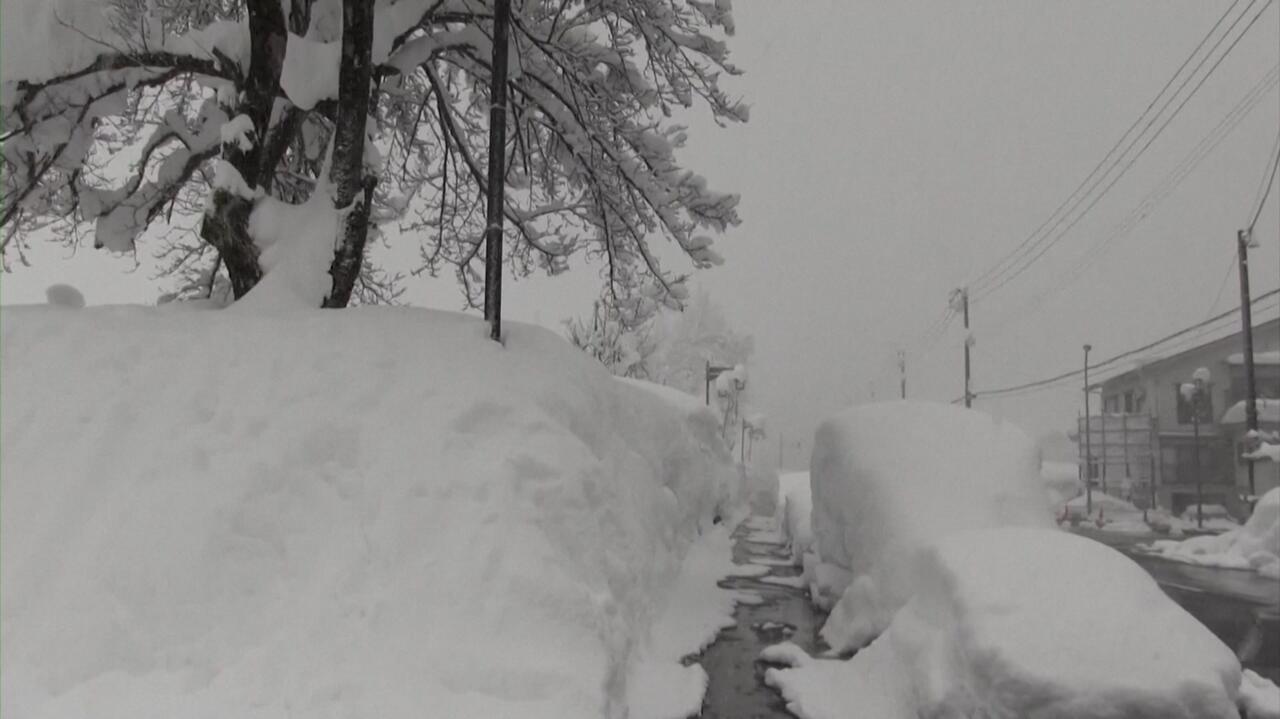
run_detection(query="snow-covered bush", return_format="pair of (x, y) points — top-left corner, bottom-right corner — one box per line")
(0, 305), (744, 718)
(808, 401), (1053, 651)
(764, 528), (1245, 719)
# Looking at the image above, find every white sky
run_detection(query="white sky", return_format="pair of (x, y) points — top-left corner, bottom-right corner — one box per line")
(4, 1), (1279, 468)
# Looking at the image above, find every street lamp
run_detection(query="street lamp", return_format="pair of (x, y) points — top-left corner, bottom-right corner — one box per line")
(1083, 344), (1093, 516)
(1180, 367), (1211, 529)
(705, 361), (738, 405)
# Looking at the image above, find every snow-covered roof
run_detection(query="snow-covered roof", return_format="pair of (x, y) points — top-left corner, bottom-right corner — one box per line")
(1220, 398), (1280, 425)
(1227, 351), (1280, 366)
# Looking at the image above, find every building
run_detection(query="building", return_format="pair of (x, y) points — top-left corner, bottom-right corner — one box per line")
(1079, 319), (1280, 518)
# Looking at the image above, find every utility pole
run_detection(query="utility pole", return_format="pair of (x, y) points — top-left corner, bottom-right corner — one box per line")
(951, 288), (972, 407)
(482, 0), (512, 342)
(1238, 229), (1259, 497)
(898, 350), (907, 399)
(1083, 344), (1093, 516)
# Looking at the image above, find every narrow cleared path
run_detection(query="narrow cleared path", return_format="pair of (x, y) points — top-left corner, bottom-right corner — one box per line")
(698, 517), (827, 718)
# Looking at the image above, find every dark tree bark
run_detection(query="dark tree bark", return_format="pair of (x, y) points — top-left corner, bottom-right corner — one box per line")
(198, 0), (288, 299)
(322, 0), (377, 308)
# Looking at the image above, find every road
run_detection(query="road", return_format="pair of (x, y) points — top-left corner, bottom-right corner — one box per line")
(1071, 527), (1280, 682)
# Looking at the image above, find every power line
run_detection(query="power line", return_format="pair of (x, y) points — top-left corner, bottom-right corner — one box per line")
(978, 64), (1279, 342)
(971, 0), (1276, 303)
(966, 0), (1250, 294)
(1248, 125), (1280, 231)
(966, 287), (1280, 399)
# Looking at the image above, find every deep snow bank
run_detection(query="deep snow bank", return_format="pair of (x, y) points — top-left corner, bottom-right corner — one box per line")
(809, 401), (1053, 650)
(1145, 488), (1280, 578)
(1, 305), (743, 719)
(765, 528), (1244, 719)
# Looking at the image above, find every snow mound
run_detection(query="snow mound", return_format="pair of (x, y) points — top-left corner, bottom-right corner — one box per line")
(1145, 488), (1280, 578)
(765, 528), (1244, 719)
(1, 305), (744, 719)
(809, 401), (1053, 651)
(775, 471), (813, 564)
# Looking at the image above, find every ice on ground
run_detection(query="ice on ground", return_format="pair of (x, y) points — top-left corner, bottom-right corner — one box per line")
(809, 401), (1053, 651)
(776, 471), (813, 565)
(765, 528), (1244, 719)
(1144, 488), (1280, 578)
(1, 305), (745, 719)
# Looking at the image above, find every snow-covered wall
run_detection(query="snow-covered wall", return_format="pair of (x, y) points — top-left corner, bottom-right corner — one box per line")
(1, 305), (743, 719)
(809, 401), (1053, 650)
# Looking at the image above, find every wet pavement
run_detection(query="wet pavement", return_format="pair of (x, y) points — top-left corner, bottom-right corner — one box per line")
(697, 518), (827, 718)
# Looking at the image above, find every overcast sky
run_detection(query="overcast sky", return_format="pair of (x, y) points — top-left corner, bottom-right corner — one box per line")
(3, 1), (1278, 468)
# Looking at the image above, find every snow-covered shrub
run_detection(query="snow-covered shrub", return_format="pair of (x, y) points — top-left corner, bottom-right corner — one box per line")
(809, 401), (1053, 651)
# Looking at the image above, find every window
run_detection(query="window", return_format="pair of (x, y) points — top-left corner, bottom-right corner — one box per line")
(1123, 390), (1136, 414)
(1174, 383), (1213, 424)
(1104, 395), (1120, 414)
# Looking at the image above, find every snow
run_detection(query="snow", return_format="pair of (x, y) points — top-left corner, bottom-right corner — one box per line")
(1042, 459), (1082, 507)
(219, 114), (256, 151)
(238, 193), (340, 309)
(1143, 487), (1280, 578)
(764, 528), (1244, 719)
(0, 0), (117, 83)
(775, 471), (813, 564)
(1240, 669), (1280, 719)
(0, 304), (747, 719)
(808, 401), (1053, 652)
(626, 526), (764, 719)
(1222, 398), (1280, 425)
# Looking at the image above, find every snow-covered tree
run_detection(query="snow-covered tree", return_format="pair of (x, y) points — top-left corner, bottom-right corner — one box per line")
(564, 299), (656, 379)
(2, 0), (745, 308)
(647, 288), (753, 395)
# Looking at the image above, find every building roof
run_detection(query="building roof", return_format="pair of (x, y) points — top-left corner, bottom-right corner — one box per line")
(1220, 398), (1280, 425)
(1094, 318), (1280, 390)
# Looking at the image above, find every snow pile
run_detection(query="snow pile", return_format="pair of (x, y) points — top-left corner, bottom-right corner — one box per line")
(626, 525), (766, 719)
(1144, 488), (1280, 578)
(1042, 459), (1082, 507)
(741, 462), (779, 516)
(1060, 492), (1153, 533)
(1240, 669), (1280, 719)
(775, 472), (814, 564)
(808, 401), (1053, 652)
(1180, 503), (1243, 532)
(1, 305), (745, 719)
(764, 528), (1245, 719)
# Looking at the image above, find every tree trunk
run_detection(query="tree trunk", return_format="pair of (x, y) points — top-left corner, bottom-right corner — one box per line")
(198, 0), (288, 299)
(323, 0), (376, 308)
